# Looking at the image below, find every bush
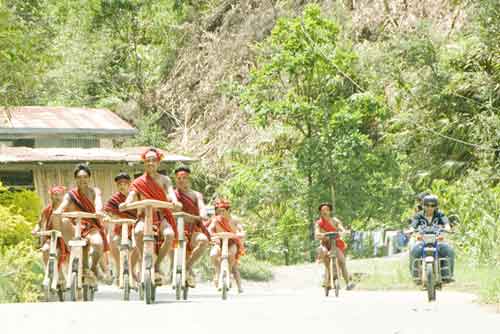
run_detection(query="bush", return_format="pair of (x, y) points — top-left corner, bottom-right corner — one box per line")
(239, 254), (274, 282)
(0, 204), (34, 248)
(0, 184), (43, 303)
(0, 184), (42, 224)
(453, 259), (500, 305)
(0, 241), (44, 303)
(430, 172), (500, 266)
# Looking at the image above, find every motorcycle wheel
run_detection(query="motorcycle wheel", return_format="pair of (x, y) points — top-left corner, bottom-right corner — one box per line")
(426, 263), (436, 302)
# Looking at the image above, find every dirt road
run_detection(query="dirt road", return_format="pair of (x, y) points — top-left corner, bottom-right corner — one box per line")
(1, 263), (498, 334)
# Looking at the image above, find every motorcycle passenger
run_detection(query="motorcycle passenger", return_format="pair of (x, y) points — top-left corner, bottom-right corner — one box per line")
(414, 191), (430, 214)
(409, 195), (455, 283)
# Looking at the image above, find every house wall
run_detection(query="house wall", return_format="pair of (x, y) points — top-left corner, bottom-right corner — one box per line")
(31, 163), (177, 205)
(33, 164), (138, 205)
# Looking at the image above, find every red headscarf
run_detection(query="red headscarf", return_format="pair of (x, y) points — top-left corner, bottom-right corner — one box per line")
(141, 148), (164, 162)
(48, 186), (66, 195)
(215, 199), (231, 209)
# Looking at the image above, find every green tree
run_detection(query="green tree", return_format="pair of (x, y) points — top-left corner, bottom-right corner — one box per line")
(240, 5), (404, 250)
(0, 0), (50, 105)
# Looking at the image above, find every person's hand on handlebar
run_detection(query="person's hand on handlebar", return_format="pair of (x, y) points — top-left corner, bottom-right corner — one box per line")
(31, 225), (40, 236)
(172, 200), (183, 212)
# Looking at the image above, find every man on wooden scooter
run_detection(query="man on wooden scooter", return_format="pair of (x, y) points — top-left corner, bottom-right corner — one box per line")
(122, 148), (182, 284)
(314, 203), (355, 290)
(208, 199), (246, 293)
(32, 186), (69, 278)
(53, 164), (110, 287)
(173, 166), (211, 288)
(104, 172), (139, 285)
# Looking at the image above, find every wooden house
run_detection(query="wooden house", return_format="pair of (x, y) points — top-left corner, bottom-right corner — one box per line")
(0, 107), (195, 204)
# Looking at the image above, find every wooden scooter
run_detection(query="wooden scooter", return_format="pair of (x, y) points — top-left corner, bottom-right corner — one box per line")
(109, 218), (137, 301)
(120, 199), (174, 304)
(35, 230), (65, 302)
(323, 232), (340, 297)
(62, 211), (98, 302)
(171, 212), (200, 300)
(212, 232), (237, 300)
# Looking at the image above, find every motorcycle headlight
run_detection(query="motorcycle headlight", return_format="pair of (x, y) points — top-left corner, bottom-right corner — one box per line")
(423, 234), (436, 243)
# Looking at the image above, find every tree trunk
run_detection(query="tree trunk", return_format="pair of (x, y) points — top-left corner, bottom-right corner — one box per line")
(284, 237), (290, 265)
(330, 183), (336, 214)
(307, 169), (315, 263)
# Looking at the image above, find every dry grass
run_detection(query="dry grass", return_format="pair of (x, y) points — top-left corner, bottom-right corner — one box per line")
(150, 0), (471, 166)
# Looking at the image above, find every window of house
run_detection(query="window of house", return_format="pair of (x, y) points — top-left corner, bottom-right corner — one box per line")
(0, 170), (34, 189)
(0, 139), (35, 147)
(35, 137), (99, 148)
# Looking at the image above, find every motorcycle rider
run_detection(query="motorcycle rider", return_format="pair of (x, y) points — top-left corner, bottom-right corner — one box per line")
(409, 195), (455, 283)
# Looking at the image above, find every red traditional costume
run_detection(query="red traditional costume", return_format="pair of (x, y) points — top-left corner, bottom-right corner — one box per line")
(67, 188), (110, 251)
(42, 186), (69, 268)
(130, 172), (177, 253)
(316, 217), (347, 253)
(212, 199), (245, 261)
(174, 189), (211, 253)
(104, 192), (137, 239)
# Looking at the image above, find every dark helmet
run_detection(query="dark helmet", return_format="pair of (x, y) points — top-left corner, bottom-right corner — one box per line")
(416, 191), (430, 201)
(423, 195), (438, 207)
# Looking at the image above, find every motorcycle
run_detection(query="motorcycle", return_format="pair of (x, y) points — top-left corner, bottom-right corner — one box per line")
(412, 224), (453, 302)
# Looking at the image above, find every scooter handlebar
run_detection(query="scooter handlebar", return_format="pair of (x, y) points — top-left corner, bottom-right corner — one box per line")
(211, 232), (238, 240)
(61, 211), (98, 219)
(109, 218), (137, 225)
(173, 212), (201, 222)
(120, 199), (174, 211)
(35, 230), (62, 237)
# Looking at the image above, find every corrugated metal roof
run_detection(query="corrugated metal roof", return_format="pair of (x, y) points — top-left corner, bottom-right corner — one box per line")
(0, 106), (136, 136)
(0, 147), (196, 164)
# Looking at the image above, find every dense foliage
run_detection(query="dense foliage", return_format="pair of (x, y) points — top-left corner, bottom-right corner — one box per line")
(0, 184), (42, 302)
(229, 2), (500, 268)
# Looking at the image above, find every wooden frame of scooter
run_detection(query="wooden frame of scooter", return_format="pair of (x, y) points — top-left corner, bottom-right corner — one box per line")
(61, 211), (97, 301)
(36, 230), (63, 300)
(324, 232), (340, 297)
(109, 218), (137, 300)
(212, 232), (237, 300)
(171, 212), (200, 300)
(120, 199), (174, 304)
